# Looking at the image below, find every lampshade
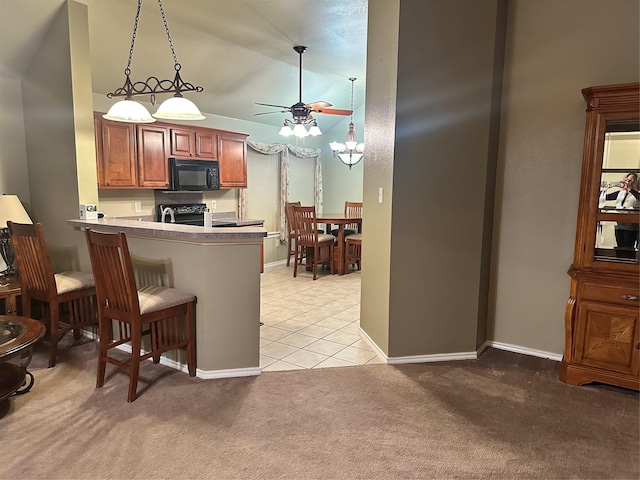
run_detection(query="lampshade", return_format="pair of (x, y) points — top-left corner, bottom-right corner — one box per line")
(292, 123), (309, 138)
(279, 123), (294, 137)
(153, 96), (206, 120)
(0, 195), (32, 228)
(308, 122), (322, 136)
(103, 99), (156, 123)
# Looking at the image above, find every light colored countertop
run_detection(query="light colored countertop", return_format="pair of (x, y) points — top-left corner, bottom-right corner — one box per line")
(68, 218), (266, 241)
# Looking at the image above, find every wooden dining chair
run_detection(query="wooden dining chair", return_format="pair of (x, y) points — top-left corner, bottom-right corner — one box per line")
(285, 201), (301, 266)
(332, 201), (363, 237)
(344, 233), (362, 272)
(85, 228), (197, 402)
(291, 205), (335, 280)
(7, 221), (97, 368)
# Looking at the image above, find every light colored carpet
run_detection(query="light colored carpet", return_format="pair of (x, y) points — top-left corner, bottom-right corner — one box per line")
(1, 338), (638, 479)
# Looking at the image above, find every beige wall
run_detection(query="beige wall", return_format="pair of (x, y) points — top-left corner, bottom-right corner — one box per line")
(21, 1), (95, 273)
(359, 0), (400, 354)
(490, 0), (640, 353)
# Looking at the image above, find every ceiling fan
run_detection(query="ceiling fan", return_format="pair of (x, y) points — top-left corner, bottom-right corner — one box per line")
(254, 46), (352, 131)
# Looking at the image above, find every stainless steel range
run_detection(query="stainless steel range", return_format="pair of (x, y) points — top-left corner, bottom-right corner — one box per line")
(157, 203), (207, 226)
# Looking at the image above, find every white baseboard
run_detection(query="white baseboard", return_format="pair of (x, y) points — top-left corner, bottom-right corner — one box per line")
(358, 327), (562, 364)
(487, 340), (562, 362)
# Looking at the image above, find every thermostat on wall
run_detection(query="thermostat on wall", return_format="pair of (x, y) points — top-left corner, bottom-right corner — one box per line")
(79, 204), (98, 220)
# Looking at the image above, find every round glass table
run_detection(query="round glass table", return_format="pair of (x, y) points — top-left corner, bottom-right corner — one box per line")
(0, 315), (45, 401)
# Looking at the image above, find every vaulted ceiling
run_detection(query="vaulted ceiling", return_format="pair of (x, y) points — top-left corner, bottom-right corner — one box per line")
(0, 0), (368, 131)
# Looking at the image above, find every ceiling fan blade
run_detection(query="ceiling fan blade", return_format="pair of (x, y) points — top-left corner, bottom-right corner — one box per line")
(304, 101), (333, 109)
(255, 102), (291, 109)
(311, 107), (353, 116)
(253, 110), (289, 116)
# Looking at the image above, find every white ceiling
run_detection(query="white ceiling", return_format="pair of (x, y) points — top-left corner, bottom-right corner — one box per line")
(0, 0), (368, 130)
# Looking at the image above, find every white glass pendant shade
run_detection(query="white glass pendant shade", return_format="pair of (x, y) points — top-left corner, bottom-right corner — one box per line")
(292, 123), (309, 138)
(356, 143), (365, 153)
(330, 142), (345, 153)
(279, 124), (293, 136)
(103, 99), (156, 123)
(153, 96), (205, 120)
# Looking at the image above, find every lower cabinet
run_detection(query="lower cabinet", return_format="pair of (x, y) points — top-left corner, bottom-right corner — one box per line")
(561, 275), (640, 390)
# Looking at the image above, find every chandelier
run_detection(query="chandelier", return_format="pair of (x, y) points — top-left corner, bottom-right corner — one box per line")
(103, 0), (205, 123)
(329, 77), (364, 169)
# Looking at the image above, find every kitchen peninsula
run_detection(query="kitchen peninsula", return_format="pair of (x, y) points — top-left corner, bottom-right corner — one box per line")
(68, 218), (266, 379)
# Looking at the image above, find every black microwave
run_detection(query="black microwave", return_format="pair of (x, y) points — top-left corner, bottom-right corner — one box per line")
(168, 158), (220, 191)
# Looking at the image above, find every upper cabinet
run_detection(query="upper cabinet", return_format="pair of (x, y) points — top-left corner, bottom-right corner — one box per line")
(94, 113), (247, 189)
(561, 83), (640, 391)
(170, 127), (217, 159)
(218, 132), (248, 188)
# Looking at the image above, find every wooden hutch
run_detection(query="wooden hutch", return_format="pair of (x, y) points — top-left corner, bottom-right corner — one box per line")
(561, 83), (640, 390)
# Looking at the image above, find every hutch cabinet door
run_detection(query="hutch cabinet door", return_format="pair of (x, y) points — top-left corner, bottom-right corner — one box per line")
(573, 301), (639, 377)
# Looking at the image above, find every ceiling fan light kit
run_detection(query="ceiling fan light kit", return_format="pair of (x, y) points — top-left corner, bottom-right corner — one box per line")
(255, 45), (351, 139)
(104, 0), (205, 123)
(330, 77), (365, 169)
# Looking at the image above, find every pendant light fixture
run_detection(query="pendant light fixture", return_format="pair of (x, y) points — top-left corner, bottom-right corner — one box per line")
(329, 77), (364, 169)
(103, 0), (205, 123)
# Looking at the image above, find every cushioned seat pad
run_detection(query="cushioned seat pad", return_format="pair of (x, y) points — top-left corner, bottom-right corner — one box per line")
(54, 271), (95, 294)
(137, 285), (196, 314)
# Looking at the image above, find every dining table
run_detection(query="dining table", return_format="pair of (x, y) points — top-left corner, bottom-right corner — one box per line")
(317, 213), (363, 276)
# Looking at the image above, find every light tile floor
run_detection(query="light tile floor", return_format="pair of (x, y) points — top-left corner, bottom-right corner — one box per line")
(260, 262), (384, 371)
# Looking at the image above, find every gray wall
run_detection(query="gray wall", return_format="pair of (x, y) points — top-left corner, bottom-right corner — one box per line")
(490, 0), (640, 354)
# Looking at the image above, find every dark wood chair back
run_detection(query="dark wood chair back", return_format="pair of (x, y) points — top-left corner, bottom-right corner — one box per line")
(8, 221), (97, 367)
(344, 201), (363, 232)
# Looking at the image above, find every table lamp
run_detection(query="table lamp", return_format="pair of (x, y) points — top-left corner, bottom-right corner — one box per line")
(0, 194), (32, 277)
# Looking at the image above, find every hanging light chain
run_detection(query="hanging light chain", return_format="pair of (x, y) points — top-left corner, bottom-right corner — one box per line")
(124, 0), (143, 75)
(349, 77), (356, 121)
(157, 0), (180, 69)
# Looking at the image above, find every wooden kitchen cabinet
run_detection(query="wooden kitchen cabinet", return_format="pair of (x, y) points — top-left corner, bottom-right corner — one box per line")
(95, 113), (170, 189)
(218, 132), (248, 188)
(170, 127), (217, 159)
(137, 124), (170, 188)
(560, 83), (640, 390)
(95, 112), (247, 190)
(95, 114), (137, 188)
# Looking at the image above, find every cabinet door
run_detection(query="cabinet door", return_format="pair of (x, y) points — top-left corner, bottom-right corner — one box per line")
(100, 120), (136, 188)
(196, 130), (217, 159)
(171, 128), (195, 157)
(218, 133), (247, 188)
(94, 112), (104, 188)
(574, 300), (639, 376)
(137, 125), (169, 188)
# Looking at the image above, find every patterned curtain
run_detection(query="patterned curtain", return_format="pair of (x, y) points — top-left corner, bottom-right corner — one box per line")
(246, 141), (322, 242)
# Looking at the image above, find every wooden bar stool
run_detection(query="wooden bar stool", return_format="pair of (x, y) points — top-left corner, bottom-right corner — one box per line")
(85, 228), (197, 402)
(8, 221), (97, 367)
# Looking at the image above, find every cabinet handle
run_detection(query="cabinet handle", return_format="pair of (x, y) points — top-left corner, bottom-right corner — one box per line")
(637, 341), (640, 350)
(621, 294), (639, 301)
